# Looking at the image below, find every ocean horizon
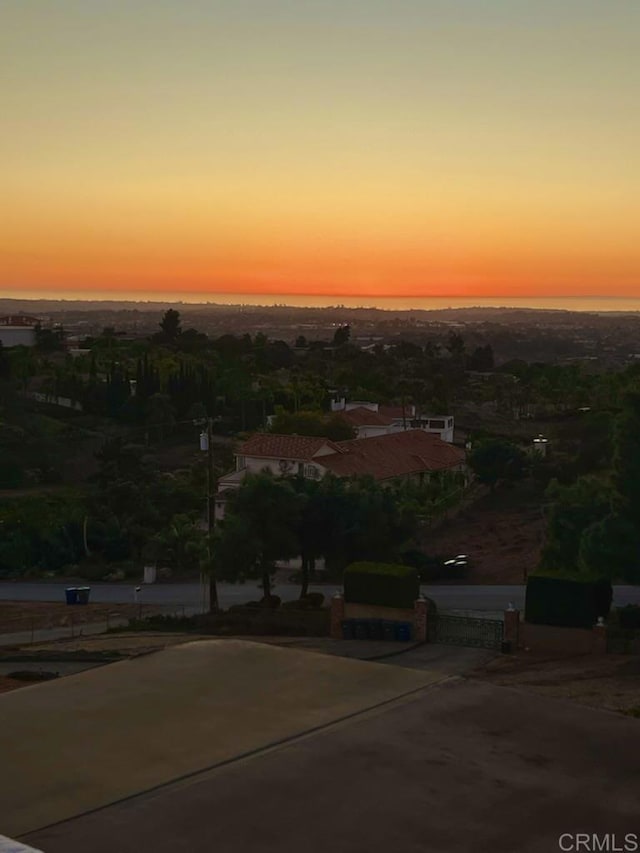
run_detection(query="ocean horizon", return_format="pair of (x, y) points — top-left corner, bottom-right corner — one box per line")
(1, 291), (640, 314)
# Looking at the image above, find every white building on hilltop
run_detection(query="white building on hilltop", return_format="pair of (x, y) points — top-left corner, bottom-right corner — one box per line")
(330, 398), (454, 443)
(0, 315), (39, 348)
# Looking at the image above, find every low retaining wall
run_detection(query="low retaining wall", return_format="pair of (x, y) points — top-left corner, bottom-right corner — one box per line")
(331, 595), (428, 642)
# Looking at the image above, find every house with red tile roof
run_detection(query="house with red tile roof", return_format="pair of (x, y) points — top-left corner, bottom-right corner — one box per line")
(215, 433), (340, 518)
(215, 428), (466, 519)
(320, 430), (465, 482)
(334, 406), (394, 438)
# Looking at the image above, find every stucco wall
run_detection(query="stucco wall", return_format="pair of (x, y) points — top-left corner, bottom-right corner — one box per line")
(520, 622), (600, 655)
(0, 327), (36, 347)
(244, 457), (302, 476)
(344, 602), (415, 622)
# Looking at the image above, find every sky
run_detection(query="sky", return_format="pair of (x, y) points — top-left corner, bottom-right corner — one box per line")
(2, 0), (639, 304)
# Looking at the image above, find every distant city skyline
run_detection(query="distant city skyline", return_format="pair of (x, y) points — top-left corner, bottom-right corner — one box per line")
(2, 1), (638, 301)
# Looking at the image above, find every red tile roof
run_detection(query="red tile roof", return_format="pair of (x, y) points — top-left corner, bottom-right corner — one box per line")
(336, 406), (393, 427)
(319, 430), (465, 481)
(238, 433), (340, 461)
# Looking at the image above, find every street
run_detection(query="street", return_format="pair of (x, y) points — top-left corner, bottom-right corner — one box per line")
(0, 581), (637, 612)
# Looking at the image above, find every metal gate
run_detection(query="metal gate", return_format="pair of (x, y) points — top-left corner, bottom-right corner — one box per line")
(428, 614), (504, 650)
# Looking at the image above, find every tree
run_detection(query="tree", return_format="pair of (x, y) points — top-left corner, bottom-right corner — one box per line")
(268, 408), (355, 441)
(144, 514), (206, 575)
(213, 473), (302, 598)
(612, 391), (640, 520)
(446, 331), (465, 358)
(468, 438), (528, 490)
(466, 344), (494, 372)
(324, 414), (357, 442)
(0, 342), (10, 380)
(332, 325), (351, 347)
(145, 393), (176, 441)
(153, 309), (182, 346)
(308, 475), (414, 576)
(34, 323), (66, 352)
(579, 513), (640, 582)
(539, 477), (613, 573)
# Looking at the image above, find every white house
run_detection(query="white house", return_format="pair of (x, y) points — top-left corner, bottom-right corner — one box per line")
(215, 429), (466, 520)
(0, 315), (39, 348)
(215, 434), (342, 520)
(331, 398), (455, 443)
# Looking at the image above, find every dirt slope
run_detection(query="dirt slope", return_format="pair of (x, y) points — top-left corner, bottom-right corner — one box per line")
(420, 484), (546, 584)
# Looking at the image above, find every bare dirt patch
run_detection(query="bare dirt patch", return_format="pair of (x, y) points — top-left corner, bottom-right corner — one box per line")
(472, 652), (640, 716)
(22, 632), (213, 656)
(0, 601), (163, 634)
(421, 484), (546, 583)
(0, 674), (24, 694)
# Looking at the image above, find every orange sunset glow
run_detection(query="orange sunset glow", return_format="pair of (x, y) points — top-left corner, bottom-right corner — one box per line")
(2, 1), (639, 306)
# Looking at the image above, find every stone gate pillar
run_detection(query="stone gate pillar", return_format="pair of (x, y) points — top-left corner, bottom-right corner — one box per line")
(330, 591), (345, 640)
(414, 597), (428, 643)
(504, 607), (520, 649)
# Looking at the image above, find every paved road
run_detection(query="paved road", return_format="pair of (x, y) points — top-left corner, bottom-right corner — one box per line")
(0, 581), (638, 611)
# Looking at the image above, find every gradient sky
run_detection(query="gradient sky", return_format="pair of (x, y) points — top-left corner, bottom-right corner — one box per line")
(2, 0), (639, 301)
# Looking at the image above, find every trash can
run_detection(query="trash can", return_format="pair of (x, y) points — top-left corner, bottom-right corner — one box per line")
(65, 587), (78, 605)
(341, 619), (355, 640)
(382, 620), (396, 641)
(368, 619), (383, 640)
(395, 622), (413, 642)
(354, 619), (370, 640)
(76, 586), (91, 605)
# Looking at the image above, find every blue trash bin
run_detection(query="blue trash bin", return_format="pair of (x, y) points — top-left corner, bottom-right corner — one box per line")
(368, 619), (383, 640)
(354, 619), (370, 640)
(341, 619), (355, 640)
(382, 620), (396, 641)
(65, 587), (78, 605)
(76, 587), (91, 605)
(395, 622), (413, 642)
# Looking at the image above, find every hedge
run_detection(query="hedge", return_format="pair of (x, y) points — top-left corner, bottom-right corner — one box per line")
(344, 561), (419, 609)
(618, 606), (640, 630)
(525, 574), (612, 629)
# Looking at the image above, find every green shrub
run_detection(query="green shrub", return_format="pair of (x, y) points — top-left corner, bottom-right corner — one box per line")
(344, 561), (419, 609)
(280, 593), (325, 611)
(618, 606), (640, 630)
(525, 574), (612, 629)
(128, 608), (330, 637)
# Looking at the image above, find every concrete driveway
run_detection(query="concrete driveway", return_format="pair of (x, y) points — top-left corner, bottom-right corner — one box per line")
(4, 639), (639, 853)
(0, 639), (442, 837)
(22, 677), (640, 853)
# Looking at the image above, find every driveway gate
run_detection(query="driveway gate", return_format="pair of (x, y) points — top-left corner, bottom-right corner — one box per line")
(428, 614), (504, 650)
